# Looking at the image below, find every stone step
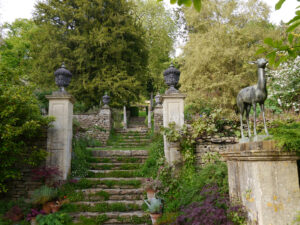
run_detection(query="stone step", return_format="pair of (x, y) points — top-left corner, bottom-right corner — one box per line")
(90, 163), (140, 170)
(86, 177), (144, 181)
(71, 211), (149, 224)
(91, 150), (148, 157)
(116, 129), (148, 134)
(89, 169), (137, 174)
(88, 157), (146, 163)
(78, 188), (143, 195)
(73, 200), (144, 206)
(120, 135), (149, 139)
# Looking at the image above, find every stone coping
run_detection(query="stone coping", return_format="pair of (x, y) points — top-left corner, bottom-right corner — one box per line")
(196, 136), (238, 144)
(162, 93), (186, 98)
(46, 92), (75, 103)
(220, 140), (299, 161)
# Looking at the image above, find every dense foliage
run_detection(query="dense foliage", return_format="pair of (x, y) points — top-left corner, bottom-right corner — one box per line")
(0, 81), (52, 193)
(267, 57), (300, 113)
(179, 0), (280, 114)
(30, 0), (149, 109)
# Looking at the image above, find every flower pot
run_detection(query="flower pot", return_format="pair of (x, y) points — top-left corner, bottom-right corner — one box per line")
(150, 213), (162, 225)
(31, 217), (37, 225)
(43, 201), (56, 214)
(146, 189), (156, 200)
(51, 202), (61, 213)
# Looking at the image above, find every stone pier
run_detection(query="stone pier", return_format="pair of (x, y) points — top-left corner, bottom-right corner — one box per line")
(46, 92), (74, 180)
(162, 93), (185, 165)
(221, 140), (300, 225)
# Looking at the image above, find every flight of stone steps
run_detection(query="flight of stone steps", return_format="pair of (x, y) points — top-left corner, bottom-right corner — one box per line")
(71, 117), (152, 225)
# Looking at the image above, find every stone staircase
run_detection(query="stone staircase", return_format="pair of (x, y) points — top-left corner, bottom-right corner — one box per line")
(71, 117), (151, 225)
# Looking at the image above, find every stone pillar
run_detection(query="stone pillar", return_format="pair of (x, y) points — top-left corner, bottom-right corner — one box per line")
(220, 140), (300, 225)
(98, 105), (112, 145)
(123, 106), (127, 129)
(162, 93), (185, 164)
(46, 92), (74, 180)
(154, 105), (163, 133)
(148, 104), (152, 129)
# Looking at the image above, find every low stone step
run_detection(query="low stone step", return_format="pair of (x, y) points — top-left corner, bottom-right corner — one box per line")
(86, 177), (144, 181)
(78, 188), (144, 195)
(91, 150), (148, 157)
(73, 200), (144, 206)
(71, 211), (149, 224)
(120, 135), (149, 139)
(90, 163), (140, 170)
(89, 169), (137, 174)
(88, 157), (146, 163)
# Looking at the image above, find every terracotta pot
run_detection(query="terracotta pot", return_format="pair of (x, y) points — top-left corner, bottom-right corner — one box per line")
(31, 217), (37, 225)
(146, 189), (156, 200)
(43, 201), (56, 214)
(150, 213), (162, 225)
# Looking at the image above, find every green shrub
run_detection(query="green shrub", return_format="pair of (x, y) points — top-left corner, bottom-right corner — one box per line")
(269, 121), (300, 155)
(71, 137), (92, 178)
(31, 185), (58, 205)
(36, 212), (72, 225)
(0, 83), (53, 193)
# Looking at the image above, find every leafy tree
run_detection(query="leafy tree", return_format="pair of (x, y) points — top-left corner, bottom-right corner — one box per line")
(30, 0), (149, 109)
(159, 0), (202, 11)
(132, 0), (178, 97)
(258, 0), (300, 66)
(267, 57), (300, 112)
(179, 0), (280, 114)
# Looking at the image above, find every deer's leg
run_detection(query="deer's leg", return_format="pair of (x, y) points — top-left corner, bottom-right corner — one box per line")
(260, 103), (269, 136)
(246, 104), (251, 138)
(253, 103), (257, 136)
(240, 112), (244, 139)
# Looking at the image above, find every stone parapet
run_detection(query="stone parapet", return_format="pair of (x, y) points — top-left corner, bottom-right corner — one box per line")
(73, 107), (112, 145)
(220, 140), (300, 225)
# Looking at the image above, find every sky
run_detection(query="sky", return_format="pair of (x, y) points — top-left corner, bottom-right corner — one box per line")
(0, 0), (299, 25)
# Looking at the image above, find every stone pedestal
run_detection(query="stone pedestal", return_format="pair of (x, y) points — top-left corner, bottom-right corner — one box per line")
(221, 140), (300, 225)
(46, 92), (74, 180)
(162, 93), (185, 165)
(154, 105), (163, 133)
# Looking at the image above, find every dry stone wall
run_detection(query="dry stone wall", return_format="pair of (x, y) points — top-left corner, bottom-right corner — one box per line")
(73, 107), (112, 145)
(195, 136), (238, 165)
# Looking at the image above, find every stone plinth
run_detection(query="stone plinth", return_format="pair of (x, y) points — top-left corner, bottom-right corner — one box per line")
(154, 105), (163, 133)
(221, 140), (300, 225)
(46, 93), (74, 180)
(162, 93), (185, 165)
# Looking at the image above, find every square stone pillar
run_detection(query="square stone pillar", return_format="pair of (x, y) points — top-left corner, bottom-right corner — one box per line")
(162, 93), (185, 164)
(221, 140), (300, 225)
(46, 92), (74, 180)
(154, 105), (163, 133)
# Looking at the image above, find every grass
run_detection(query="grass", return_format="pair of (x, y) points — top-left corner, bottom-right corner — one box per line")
(90, 163), (141, 170)
(116, 215), (151, 224)
(88, 157), (143, 163)
(88, 146), (150, 150)
(74, 215), (109, 225)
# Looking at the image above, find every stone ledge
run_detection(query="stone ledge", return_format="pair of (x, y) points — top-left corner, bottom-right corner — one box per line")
(220, 140), (299, 161)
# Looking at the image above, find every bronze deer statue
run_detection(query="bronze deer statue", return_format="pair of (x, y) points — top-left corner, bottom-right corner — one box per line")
(237, 58), (269, 139)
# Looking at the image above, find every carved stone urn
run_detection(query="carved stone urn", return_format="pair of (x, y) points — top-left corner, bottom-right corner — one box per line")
(54, 63), (72, 92)
(163, 63), (180, 94)
(102, 93), (110, 106)
(155, 93), (162, 106)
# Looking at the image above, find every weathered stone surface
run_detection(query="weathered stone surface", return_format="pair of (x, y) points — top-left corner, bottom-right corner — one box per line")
(154, 105), (163, 133)
(46, 93), (73, 180)
(221, 140), (300, 225)
(162, 93), (185, 164)
(73, 107), (112, 145)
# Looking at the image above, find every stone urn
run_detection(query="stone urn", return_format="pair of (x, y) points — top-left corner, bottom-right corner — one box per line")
(102, 93), (110, 106)
(54, 63), (72, 92)
(163, 63), (180, 94)
(155, 93), (162, 106)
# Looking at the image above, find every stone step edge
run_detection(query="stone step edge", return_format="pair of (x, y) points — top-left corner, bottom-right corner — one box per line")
(76, 188), (144, 194)
(90, 163), (140, 166)
(89, 169), (137, 173)
(72, 200), (144, 206)
(86, 177), (144, 181)
(70, 211), (147, 218)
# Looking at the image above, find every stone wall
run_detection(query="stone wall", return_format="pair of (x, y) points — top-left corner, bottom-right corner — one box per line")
(73, 107), (112, 145)
(154, 106), (163, 133)
(4, 129), (47, 200)
(195, 136), (238, 165)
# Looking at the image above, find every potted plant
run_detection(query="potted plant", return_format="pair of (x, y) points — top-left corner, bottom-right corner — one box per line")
(31, 185), (58, 214)
(144, 196), (163, 225)
(142, 178), (162, 199)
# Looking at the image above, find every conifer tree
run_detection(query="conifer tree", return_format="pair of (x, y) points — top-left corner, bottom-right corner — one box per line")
(30, 0), (148, 108)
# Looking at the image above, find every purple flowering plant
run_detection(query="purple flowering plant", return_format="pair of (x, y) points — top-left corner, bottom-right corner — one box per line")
(26, 209), (45, 221)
